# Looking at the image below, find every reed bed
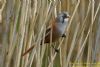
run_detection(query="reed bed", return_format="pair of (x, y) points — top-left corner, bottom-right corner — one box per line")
(0, 0), (100, 67)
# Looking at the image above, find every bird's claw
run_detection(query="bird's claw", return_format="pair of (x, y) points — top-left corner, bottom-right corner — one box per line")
(62, 34), (66, 38)
(51, 45), (59, 53)
(54, 48), (59, 53)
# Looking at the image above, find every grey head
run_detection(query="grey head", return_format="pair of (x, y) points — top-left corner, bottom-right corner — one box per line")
(56, 12), (70, 23)
(55, 12), (70, 35)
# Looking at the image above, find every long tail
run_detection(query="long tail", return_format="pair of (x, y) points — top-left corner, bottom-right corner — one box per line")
(22, 45), (35, 56)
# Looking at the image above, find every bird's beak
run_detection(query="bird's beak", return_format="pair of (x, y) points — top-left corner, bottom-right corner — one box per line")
(67, 15), (70, 18)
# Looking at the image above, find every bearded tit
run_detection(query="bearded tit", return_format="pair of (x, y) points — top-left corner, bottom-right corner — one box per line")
(22, 12), (70, 56)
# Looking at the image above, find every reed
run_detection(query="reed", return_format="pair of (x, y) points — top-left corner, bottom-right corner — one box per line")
(0, 0), (100, 67)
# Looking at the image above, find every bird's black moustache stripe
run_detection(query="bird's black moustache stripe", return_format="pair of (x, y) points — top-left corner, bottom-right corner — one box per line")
(62, 18), (64, 23)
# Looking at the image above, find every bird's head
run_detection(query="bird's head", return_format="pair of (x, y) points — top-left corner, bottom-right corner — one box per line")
(56, 12), (70, 24)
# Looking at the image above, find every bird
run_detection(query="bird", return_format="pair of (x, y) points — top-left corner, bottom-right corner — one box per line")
(22, 12), (70, 56)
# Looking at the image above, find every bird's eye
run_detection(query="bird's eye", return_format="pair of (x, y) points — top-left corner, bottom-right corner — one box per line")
(62, 14), (67, 19)
(62, 13), (70, 19)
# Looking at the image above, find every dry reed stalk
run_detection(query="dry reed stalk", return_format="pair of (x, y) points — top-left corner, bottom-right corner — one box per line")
(1, 0), (100, 67)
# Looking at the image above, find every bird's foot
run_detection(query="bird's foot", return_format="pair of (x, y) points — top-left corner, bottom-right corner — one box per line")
(62, 34), (66, 38)
(51, 45), (59, 53)
(54, 48), (59, 53)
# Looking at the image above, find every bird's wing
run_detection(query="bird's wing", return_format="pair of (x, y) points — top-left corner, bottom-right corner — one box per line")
(41, 27), (52, 43)
(46, 27), (51, 35)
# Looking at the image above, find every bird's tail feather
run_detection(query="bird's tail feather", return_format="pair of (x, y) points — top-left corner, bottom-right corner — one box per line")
(22, 45), (35, 56)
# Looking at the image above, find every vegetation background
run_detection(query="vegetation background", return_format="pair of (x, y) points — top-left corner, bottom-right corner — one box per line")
(0, 0), (100, 67)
